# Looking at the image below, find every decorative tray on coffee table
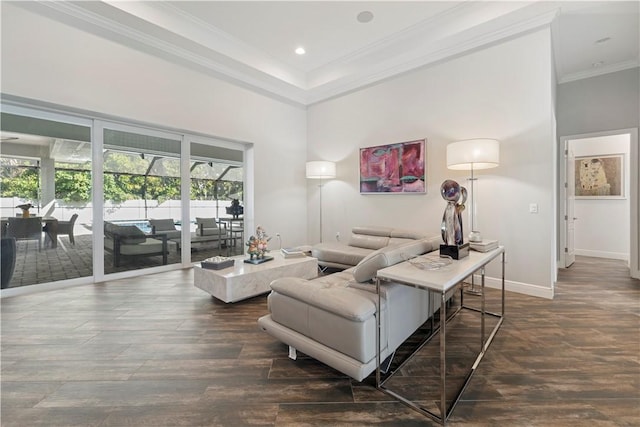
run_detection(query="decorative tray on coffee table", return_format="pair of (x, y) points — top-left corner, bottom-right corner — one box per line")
(201, 257), (235, 270)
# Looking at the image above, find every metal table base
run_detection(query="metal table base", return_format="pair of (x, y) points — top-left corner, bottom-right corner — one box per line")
(376, 251), (505, 425)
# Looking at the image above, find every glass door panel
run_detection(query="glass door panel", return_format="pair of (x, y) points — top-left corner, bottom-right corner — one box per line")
(102, 127), (181, 274)
(189, 141), (244, 262)
(0, 113), (92, 289)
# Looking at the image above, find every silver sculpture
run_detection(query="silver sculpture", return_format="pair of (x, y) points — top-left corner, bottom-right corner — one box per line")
(440, 179), (467, 246)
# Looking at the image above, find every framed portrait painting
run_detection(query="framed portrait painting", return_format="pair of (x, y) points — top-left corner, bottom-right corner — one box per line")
(360, 139), (426, 194)
(575, 154), (624, 199)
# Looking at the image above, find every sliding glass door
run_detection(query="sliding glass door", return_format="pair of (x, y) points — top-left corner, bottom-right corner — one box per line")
(1, 104), (249, 291)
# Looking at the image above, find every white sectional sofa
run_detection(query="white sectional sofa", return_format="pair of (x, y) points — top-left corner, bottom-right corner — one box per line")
(258, 235), (443, 382)
(311, 226), (430, 270)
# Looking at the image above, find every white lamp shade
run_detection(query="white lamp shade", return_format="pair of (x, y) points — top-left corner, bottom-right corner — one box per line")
(447, 139), (500, 170)
(306, 161), (336, 179)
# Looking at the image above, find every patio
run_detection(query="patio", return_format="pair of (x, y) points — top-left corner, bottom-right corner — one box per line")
(5, 228), (240, 289)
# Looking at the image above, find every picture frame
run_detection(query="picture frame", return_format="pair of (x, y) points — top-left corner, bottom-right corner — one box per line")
(359, 139), (426, 194)
(575, 154), (624, 199)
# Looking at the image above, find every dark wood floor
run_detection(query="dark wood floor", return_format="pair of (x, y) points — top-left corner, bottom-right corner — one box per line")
(1, 256), (638, 426)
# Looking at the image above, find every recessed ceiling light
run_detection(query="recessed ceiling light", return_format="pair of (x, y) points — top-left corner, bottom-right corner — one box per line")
(295, 47), (306, 55)
(595, 37), (611, 45)
(357, 11), (374, 24)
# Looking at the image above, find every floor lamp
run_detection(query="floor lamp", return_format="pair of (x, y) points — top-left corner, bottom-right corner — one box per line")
(306, 161), (336, 243)
(447, 138), (500, 294)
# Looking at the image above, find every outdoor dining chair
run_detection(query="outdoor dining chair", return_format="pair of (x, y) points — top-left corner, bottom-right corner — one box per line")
(56, 213), (79, 245)
(6, 217), (43, 251)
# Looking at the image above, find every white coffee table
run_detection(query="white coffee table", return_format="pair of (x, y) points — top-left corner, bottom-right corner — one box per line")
(193, 252), (318, 303)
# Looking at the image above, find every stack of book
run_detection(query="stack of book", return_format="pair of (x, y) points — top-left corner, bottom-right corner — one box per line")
(281, 247), (306, 259)
(470, 239), (499, 252)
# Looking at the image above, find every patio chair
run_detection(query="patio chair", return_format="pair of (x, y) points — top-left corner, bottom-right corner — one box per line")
(56, 213), (79, 245)
(1, 237), (16, 289)
(6, 217), (42, 251)
(193, 217), (231, 251)
(196, 217), (222, 236)
(149, 219), (181, 251)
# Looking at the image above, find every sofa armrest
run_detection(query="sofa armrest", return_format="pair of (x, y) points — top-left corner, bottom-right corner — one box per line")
(270, 278), (384, 322)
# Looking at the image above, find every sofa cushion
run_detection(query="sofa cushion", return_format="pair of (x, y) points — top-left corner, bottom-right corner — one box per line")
(149, 219), (176, 231)
(352, 238), (437, 283)
(113, 237), (165, 255)
(390, 229), (429, 240)
(351, 226), (394, 237)
(348, 233), (389, 250)
(312, 242), (373, 267)
(196, 217), (217, 228)
(149, 219), (181, 239)
(104, 222), (146, 244)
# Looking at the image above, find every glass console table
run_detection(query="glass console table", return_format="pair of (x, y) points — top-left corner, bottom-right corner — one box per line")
(375, 247), (505, 425)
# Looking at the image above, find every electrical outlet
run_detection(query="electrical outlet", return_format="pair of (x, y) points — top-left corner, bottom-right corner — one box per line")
(529, 203), (539, 214)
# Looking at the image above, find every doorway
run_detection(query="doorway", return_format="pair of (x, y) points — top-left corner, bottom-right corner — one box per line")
(560, 129), (636, 276)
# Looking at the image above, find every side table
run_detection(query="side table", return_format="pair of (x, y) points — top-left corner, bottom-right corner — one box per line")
(375, 247), (505, 425)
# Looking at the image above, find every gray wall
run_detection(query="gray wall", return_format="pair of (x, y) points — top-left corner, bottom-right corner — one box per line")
(557, 67), (639, 278)
(557, 67), (640, 137)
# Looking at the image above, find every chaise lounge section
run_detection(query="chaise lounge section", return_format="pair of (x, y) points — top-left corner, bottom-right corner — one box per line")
(258, 235), (443, 382)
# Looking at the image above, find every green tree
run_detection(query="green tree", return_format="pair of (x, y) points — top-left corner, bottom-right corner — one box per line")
(0, 167), (39, 200)
(55, 170), (91, 202)
(2, 157), (243, 206)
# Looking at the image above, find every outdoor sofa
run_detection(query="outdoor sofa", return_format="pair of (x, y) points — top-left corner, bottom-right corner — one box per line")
(104, 222), (168, 267)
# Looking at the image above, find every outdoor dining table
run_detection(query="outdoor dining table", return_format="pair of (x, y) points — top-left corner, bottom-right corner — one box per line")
(218, 217), (244, 255)
(0, 217), (59, 248)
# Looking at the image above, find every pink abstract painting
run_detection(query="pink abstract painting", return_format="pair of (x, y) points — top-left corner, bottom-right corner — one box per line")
(360, 139), (426, 193)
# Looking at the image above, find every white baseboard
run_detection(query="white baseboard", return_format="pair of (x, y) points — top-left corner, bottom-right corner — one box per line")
(575, 249), (629, 261)
(472, 275), (554, 300)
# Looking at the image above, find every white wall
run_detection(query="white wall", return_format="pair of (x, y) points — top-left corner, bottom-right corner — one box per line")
(308, 29), (557, 298)
(1, 4), (561, 296)
(0, 3), (309, 247)
(570, 134), (631, 260)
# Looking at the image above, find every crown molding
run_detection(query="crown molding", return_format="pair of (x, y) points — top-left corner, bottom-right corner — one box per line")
(22, 1), (595, 107)
(105, 1), (308, 89)
(305, 8), (560, 105)
(558, 60), (640, 84)
(30, 1), (309, 107)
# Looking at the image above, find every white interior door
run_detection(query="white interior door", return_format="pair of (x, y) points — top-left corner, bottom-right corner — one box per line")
(565, 142), (576, 267)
